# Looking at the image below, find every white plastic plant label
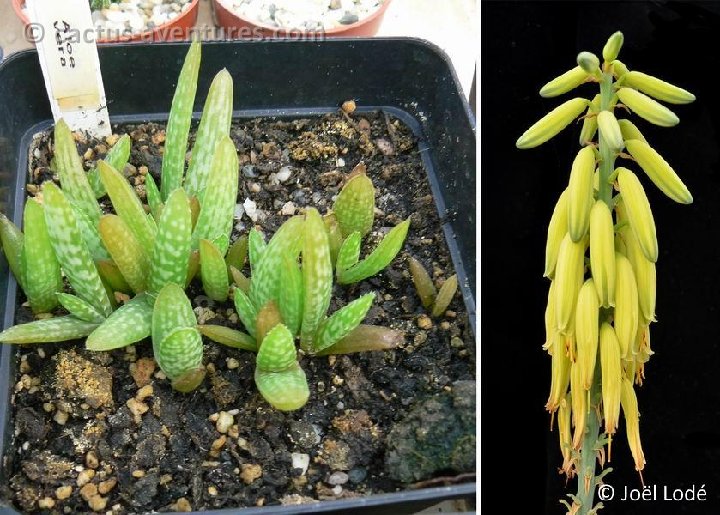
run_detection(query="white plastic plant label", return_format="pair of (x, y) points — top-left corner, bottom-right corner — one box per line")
(25, 0), (111, 137)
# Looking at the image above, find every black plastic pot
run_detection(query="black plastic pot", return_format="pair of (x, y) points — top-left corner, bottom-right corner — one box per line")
(0, 39), (476, 514)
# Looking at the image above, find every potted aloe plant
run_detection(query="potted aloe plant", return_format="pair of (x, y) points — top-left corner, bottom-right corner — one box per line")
(0, 38), (475, 513)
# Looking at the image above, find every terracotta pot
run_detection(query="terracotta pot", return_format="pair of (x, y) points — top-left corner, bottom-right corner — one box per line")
(212, 0), (392, 38)
(11, 0), (200, 43)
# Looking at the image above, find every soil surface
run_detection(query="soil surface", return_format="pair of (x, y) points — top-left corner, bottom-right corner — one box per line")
(3, 110), (475, 513)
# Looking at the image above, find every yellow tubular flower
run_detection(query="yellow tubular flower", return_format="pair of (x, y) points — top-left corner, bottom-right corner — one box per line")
(554, 233), (586, 334)
(617, 167), (658, 263)
(620, 377), (646, 471)
(547, 332), (571, 413)
(623, 227), (657, 323)
(614, 252), (639, 358)
(622, 70), (695, 104)
(567, 146), (596, 241)
(602, 31), (624, 62)
(558, 394), (573, 474)
(625, 139), (693, 204)
(597, 111), (624, 151)
(589, 200), (616, 307)
(579, 94), (600, 146)
(616, 87), (679, 127)
(617, 118), (647, 143)
(575, 279), (599, 390)
(516, 98), (589, 149)
(612, 59), (629, 77)
(540, 66), (589, 98)
(543, 281), (556, 353)
(545, 190), (569, 278)
(600, 322), (622, 437)
(577, 51), (600, 75)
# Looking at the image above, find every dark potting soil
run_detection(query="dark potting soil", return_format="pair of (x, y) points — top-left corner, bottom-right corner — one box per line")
(3, 110), (475, 513)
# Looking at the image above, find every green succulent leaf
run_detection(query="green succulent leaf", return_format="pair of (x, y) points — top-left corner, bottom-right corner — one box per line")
(99, 215), (149, 294)
(431, 274), (458, 318)
(323, 213), (343, 268)
(57, 293), (105, 324)
(337, 218), (410, 285)
(152, 283), (196, 344)
(229, 266), (250, 293)
(186, 249), (200, 287)
(86, 294), (153, 350)
(316, 324), (404, 356)
(88, 134), (131, 198)
(0, 316), (99, 344)
(53, 119), (103, 224)
(278, 254), (303, 337)
(225, 235), (248, 277)
(184, 69), (234, 200)
(335, 231), (361, 273)
(255, 364), (309, 412)
(249, 216), (304, 311)
(71, 202), (110, 261)
(334, 165), (375, 238)
(152, 284), (204, 390)
(96, 258), (132, 295)
(256, 323), (296, 372)
(199, 239), (230, 302)
(156, 327), (204, 388)
(98, 161), (156, 251)
(408, 256), (437, 310)
(191, 136), (239, 254)
(313, 292), (376, 353)
(256, 301), (283, 344)
(0, 213), (25, 289)
(233, 287), (258, 339)
(197, 324), (256, 352)
(248, 228), (267, 268)
(300, 208), (332, 350)
(149, 188), (192, 293)
(160, 40), (201, 200)
(21, 198), (62, 313)
(43, 182), (113, 316)
(144, 173), (163, 219)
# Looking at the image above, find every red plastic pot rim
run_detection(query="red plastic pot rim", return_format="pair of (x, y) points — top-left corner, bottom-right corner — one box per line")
(212, 0), (393, 38)
(11, 0), (200, 43)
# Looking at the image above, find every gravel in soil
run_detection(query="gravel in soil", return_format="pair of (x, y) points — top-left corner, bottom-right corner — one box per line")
(5, 110), (475, 513)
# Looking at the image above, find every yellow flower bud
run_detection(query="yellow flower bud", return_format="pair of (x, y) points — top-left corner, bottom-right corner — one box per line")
(579, 94), (600, 146)
(612, 60), (629, 77)
(625, 139), (693, 204)
(539, 66), (589, 98)
(575, 279), (599, 390)
(590, 200), (616, 307)
(617, 167), (658, 263)
(617, 118), (647, 143)
(597, 111), (624, 151)
(602, 31), (624, 63)
(621, 225), (657, 323)
(543, 281), (557, 353)
(558, 394), (573, 473)
(567, 147), (596, 241)
(616, 87), (679, 127)
(620, 377), (646, 471)
(577, 51), (600, 75)
(545, 190), (569, 278)
(614, 252), (639, 358)
(554, 234), (586, 334)
(622, 70), (695, 105)
(600, 322), (622, 436)
(516, 98), (589, 149)
(547, 332), (571, 413)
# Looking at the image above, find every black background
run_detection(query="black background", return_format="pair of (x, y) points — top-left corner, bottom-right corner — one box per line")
(482, 2), (720, 514)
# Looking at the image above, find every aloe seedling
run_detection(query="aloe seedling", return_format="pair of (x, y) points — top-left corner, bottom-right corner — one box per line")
(327, 162), (410, 284)
(408, 256), (458, 318)
(201, 208), (404, 411)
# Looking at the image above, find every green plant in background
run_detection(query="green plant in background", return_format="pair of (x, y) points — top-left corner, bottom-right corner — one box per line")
(516, 31), (695, 514)
(90, 0), (111, 10)
(407, 257), (458, 318)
